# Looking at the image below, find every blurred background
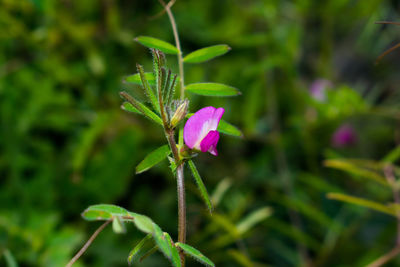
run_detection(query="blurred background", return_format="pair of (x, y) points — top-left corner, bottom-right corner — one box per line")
(2, 0), (400, 266)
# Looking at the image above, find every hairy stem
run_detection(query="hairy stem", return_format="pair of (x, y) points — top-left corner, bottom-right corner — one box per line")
(158, 1), (187, 266)
(157, 2), (187, 265)
(176, 163), (186, 265)
(66, 220), (111, 267)
(159, 0), (185, 146)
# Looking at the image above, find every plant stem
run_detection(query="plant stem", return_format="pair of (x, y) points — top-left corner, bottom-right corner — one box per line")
(158, 2), (187, 266)
(176, 163), (186, 265)
(159, 0), (185, 146)
(66, 220), (111, 267)
(160, 0), (185, 100)
(164, 128), (186, 266)
(366, 245), (400, 267)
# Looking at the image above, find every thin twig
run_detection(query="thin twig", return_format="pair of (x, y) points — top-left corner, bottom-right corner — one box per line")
(375, 21), (400, 26)
(366, 245), (400, 267)
(158, 0), (186, 147)
(149, 0), (176, 20)
(376, 42), (400, 64)
(66, 220), (111, 267)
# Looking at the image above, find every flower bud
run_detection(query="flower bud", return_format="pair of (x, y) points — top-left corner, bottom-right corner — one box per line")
(170, 100), (189, 127)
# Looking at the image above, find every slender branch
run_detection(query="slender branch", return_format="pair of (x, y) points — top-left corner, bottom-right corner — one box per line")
(376, 42), (400, 64)
(157, 2), (187, 265)
(158, 0), (185, 147)
(159, 0), (185, 100)
(176, 163), (186, 265)
(66, 220), (111, 267)
(366, 245), (400, 267)
(375, 21), (400, 26)
(149, 0), (176, 20)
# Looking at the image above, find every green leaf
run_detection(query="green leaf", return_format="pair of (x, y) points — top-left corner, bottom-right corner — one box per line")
(176, 243), (215, 267)
(112, 216), (127, 234)
(137, 64), (159, 113)
(135, 36), (179, 55)
(128, 234), (153, 265)
(327, 192), (397, 216)
(121, 101), (140, 114)
(164, 232), (181, 267)
(132, 213), (155, 234)
(120, 92), (163, 126)
(236, 207), (272, 235)
(125, 72), (156, 86)
(227, 249), (254, 267)
(183, 45), (231, 63)
(81, 204), (133, 221)
(151, 223), (175, 263)
(211, 178), (232, 208)
(217, 120), (243, 137)
(188, 160), (213, 212)
(185, 83), (240, 97)
(3, 249), (18, 267)
(136, 145), (171, 174)
(324, 159), (389, 187)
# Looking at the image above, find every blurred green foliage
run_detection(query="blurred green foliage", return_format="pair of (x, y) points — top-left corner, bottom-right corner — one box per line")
(2, 0), (400, 266)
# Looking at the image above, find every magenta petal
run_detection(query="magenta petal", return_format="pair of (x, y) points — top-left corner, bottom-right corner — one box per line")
(200, 130), (220, 156)
(183, 106), (225, 150)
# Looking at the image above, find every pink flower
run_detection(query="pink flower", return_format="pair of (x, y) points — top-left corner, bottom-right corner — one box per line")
(332, 124), (357, 148)
(310, 79), (332, 102)
(183, 106), (225, 156)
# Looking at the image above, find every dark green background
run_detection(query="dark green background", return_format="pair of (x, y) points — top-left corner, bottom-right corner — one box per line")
(1, 0), (400, 266)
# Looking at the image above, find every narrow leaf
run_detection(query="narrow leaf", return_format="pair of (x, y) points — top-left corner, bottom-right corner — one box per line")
(327, 192), (397, 216)
(3, 249), (18, 267)
(121, 101), (140, 114)
(135, 36), (179, 54)
(167, 74), (178, 106)
(211, 178), (232, 207)
(217, 120), (243, 137)
(132, 213), (155, 234)
(188, 160), (213, 212)
(128, 234), (152, 265)
(164, 233), (181, 267)
(152, 223), (173, 262)
(185, 83), (241, 97)
(120, 92), (163, 126)
(81, 204), (133, 221)
(176, 243), (215, 267)
(137, 64), (159, 113)
(184, 45), (231, 63)
(125, 72), (156, 86)
(324, 159), (389, 186)
(112, 216), (127, 234)
(236, 207), (272, 235)
(136, 145), (171, 174)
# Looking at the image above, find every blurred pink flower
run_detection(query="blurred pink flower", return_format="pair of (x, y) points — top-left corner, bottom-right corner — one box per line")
(332, 124), (357, 147)
(183, 106), (224, 156)
(310, 79), (332, 101)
